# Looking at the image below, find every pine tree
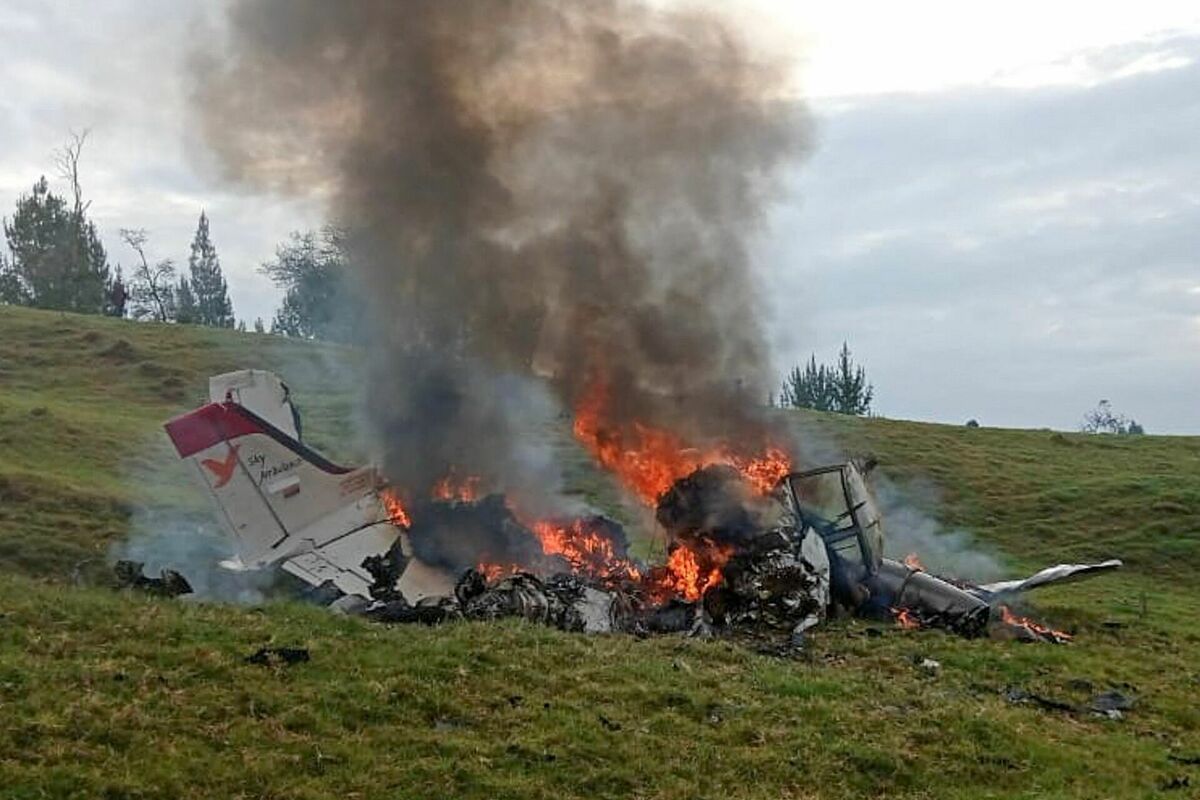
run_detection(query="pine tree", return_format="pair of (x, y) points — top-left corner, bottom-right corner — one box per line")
(831, 342), (873, 416)
(175, 276), (198, 324)
(780, 356), (835, 411)
(780, 345), (873, 416)
(261, 228), (354, 341)
(187, 212), (234, 327)
(3, 176), (109, 313)
(0, 252), (25, 305)
(253, 317), (265, 334)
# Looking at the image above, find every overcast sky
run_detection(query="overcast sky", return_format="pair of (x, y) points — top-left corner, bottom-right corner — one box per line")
(2, 1), (1197, 433)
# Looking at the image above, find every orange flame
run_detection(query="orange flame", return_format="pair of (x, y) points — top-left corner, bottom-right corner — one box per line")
(432, 472), (482, 503)
(530, 520), (641, 583)
(998, 605), (1073, 642)
(892, 606), (921, 630)
(646, 540), (733, 602)
(904, 553), (925, 571)
(572, 375), (791, 505)
(476, 562), (520, 582)
(380, 489), (412, 528)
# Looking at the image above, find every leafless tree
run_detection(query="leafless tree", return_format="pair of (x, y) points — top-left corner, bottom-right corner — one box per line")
(120, 228), (176, 322)
(1081, 399), (1145, 435)
(53, 129), (91, 217)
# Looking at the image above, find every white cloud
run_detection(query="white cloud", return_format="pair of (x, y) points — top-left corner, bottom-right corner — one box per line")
(729, 1), (1200, 97)
(760, 40), (1200, 433)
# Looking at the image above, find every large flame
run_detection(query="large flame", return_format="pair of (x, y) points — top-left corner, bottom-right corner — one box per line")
(572, 375), (791, 505)
(646, 540), (733, 602)
(383, 371), (792, 606)
(530, 519), (641, 583)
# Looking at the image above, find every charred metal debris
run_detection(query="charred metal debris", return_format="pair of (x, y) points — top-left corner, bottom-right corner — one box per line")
(113, 560), (193, 598)
(348, 463), (1116, 647)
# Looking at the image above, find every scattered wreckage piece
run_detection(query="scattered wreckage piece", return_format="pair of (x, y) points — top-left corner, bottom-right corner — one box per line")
(244, 646), (310, 667)
(113, 560), (193, 598)
(702, 525), (829, 644)
(1003, 685), (1136, 719)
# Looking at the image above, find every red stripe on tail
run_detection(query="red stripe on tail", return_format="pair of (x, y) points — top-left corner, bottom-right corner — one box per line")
(164, 403), (262, 458)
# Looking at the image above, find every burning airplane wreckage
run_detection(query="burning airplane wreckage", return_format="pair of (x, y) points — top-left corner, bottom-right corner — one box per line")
(157, 370), (1121, 647)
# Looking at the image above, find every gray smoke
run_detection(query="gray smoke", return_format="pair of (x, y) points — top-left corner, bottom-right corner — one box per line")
(111, 505), (278, 603)
(786, 416), (1005, 582)
(191, 0), (810, 502)
(873, 474), (1004, 583)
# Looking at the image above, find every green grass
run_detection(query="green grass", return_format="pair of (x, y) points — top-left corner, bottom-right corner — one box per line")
(1, 305), (1198, 798)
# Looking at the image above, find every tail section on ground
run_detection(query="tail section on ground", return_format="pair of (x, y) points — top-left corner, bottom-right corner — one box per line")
(163, 376), (451, 601)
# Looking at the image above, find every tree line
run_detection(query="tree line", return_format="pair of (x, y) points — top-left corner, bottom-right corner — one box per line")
(778, 342), (875, 416)
(0, 134), (362, 340)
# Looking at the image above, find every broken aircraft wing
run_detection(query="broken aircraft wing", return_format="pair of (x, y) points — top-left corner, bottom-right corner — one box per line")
(973, 559), (1123, 598)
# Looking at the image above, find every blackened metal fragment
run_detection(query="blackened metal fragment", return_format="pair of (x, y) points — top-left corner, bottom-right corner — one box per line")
(364, 595), (460, 625)
(244, 646), (310, 666)
(361, 539), (409, 601)
(113, 560), (193, 598)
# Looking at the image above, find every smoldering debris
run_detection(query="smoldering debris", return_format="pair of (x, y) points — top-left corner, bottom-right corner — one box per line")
(703, 527), (827, 638)
(111, 507), (277, 603)
(406, 495), (545, 576)
(656, 464), (769, 547)
(113, 560), (193, 598)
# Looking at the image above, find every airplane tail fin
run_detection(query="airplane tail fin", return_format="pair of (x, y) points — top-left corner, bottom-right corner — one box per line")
(163, 397), (398, 597)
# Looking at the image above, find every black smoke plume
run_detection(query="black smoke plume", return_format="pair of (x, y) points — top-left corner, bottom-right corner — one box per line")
(192, 0), (810, 501)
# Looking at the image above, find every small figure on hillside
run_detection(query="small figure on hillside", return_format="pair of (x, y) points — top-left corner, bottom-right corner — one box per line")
(109, 275), (128, 318)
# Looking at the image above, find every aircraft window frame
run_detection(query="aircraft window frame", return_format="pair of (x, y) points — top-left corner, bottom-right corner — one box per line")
(782, 465), (879, 577)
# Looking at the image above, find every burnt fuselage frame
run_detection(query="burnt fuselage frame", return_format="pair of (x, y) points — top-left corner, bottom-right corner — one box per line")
(779, 464), (882, 585)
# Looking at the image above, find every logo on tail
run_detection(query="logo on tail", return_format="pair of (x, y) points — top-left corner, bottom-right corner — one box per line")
(202, 445), (240, 488)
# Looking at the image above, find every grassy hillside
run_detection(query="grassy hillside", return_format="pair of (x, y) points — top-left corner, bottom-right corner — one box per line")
(1, 305), (1198, 799)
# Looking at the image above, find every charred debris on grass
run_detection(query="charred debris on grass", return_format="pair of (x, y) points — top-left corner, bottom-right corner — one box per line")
(114, 459), (1113, 651)
(350, 463), (1094, 649)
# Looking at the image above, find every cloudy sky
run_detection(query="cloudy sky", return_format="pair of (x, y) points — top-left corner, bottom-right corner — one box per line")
(2, 1), (1197, 433)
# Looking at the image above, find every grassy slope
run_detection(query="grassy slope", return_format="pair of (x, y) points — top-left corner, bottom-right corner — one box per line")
(0, 305), (1197, 799)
